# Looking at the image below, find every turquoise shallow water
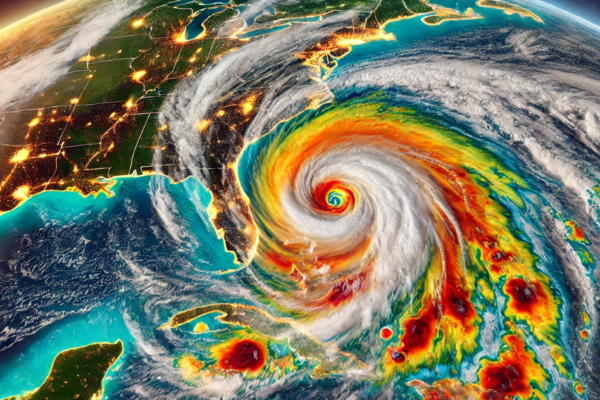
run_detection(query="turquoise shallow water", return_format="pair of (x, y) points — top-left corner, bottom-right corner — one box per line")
(0, 176), (236, 272)
(283, 16), (322, 23)
(335, 0), (547, 74)
(0, 5), (552, 397)
(239, 23), (291, 39)
(0, 175), (239, 398)
(0, 306), (134, 398)
(1, 1), (598, 398)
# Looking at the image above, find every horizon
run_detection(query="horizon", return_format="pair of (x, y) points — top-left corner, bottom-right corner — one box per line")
(0, 0), (600, 33)
(0, 0), (65, 30)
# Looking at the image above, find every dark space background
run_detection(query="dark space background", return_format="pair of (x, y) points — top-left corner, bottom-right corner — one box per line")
(0, 0), (63, 30)
(550, 0), (600, 26)
(1, 0), (600, 29)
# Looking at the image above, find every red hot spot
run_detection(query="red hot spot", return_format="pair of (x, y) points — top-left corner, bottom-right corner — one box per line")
(218, 339), (266, 373)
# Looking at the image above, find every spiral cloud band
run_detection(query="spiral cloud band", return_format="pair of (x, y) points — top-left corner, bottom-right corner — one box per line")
(2, 0), (600, 398)
(154, 3), (600, 396)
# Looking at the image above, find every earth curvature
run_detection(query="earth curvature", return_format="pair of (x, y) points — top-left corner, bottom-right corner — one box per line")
(0, 0), (599, 399)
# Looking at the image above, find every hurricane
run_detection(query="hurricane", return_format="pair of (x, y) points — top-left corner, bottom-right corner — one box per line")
(235, 90), (591, 392)
(0, 0), (599, 399)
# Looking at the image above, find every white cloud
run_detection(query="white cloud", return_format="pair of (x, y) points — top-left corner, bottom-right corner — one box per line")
(157, 11), (354, 179)
(0, 0), (141, 112)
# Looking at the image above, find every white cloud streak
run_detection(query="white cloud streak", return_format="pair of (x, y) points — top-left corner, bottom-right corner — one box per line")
(157, 10), (353, 179)
(0, 0), (141, 112)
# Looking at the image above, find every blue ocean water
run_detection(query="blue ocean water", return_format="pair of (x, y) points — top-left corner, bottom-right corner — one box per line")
(0, 306), (133, 398)
(335, 0), (548, 75)
(0, 176), (240, 398)
(0, 0), (597, 398)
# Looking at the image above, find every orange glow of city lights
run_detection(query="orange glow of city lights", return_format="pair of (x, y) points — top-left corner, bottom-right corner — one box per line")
(132, 19), (145, 28)
(10, 148), (30, 164)
(78, 55), (96, 62)
(131, 70), (147, 82)
(197, 119), (210, 132)
(12, 186), (30, 201)
(28, 118), (40, 128)
(242, 95), (256, 115)
(175, 32), (187, 43)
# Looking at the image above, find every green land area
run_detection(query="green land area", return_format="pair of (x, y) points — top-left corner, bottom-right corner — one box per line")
(476, 0), (543, 22)
(0, 0), (545, 396)
(0, 0), (452, 213)
(1, 0), (541, 214)
(366, 0), (433, 28)
(0, 0), (542, 271)
(3, 341), (123, 400)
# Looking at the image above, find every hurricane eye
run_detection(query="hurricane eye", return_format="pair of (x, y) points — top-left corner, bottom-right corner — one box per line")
(327, 190), (343, 207)
(312, 180), (355, 214)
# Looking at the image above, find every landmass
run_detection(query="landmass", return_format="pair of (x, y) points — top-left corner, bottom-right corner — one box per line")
(407, 333), (550, 399)
(0, 0), (112, 69)
(422, 7), (482, 25)
(0, 0), (565, 396)
(366, 0), (433, 29)
(254, 0), (379, 23)
(0, 0), (543, 264)
(162, 303), (372, 378)
(3, 340), (123, 400)
(477, 0), (544, 23)
(0, 0), (245, 212)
